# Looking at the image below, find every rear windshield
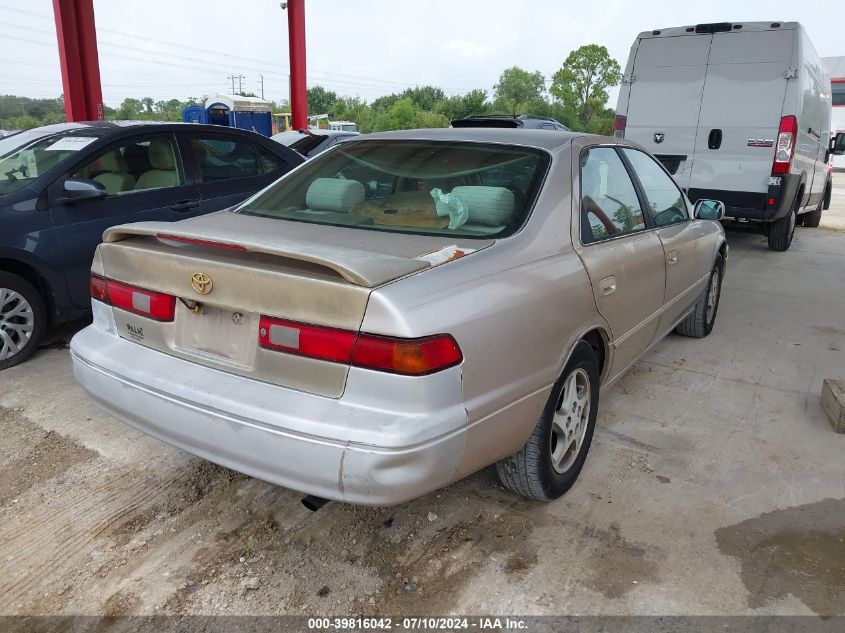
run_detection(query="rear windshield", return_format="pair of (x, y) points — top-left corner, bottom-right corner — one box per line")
(237, 140), (550, 238)
(289, 134), (329, 155)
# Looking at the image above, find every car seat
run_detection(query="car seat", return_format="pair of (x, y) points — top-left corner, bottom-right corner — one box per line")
(93, 151), (135, 195)
(135, 140), (180, 190)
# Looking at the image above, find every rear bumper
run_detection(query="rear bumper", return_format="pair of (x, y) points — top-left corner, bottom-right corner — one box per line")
(70, 319), (467, 506)
(688, 175), (801, 222)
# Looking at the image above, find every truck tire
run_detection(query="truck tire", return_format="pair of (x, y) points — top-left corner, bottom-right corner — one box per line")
(496, 341), (599, 501)
(0, 272), (46, 370)
(767, 197), (798, 252)
(802, 195), (824, 228)
(675, 253), (723, 338)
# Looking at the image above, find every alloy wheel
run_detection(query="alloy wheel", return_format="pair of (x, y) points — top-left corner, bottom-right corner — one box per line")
(550, 368), (591, 474)
(0, 288), (35, 361)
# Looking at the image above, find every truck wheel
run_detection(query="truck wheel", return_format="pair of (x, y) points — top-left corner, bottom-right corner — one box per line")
(496, 341), (599, 501)
(767, 200), (797, 252)
(675, 253), (723, 338)
(0, 272), (46, 370)
(802, 196), (823, 228)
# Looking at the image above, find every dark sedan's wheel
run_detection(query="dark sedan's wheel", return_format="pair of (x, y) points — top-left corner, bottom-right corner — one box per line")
(0, 272), (46, 370)
(675, 254), (723, 339)
(496, 341), (599, 501)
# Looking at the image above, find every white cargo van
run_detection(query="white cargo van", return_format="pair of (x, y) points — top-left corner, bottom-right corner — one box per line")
(824, 57), (845, 172)
(615, 22), (845, 251)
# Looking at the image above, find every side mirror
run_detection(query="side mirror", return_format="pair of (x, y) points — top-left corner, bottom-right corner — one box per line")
(694, 199), (725, 221)
(59, 178), (107, 204)
(832, 132), (845, 156)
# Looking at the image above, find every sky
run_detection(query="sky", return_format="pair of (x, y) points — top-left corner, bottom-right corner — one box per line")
(0, 0), (842, 108)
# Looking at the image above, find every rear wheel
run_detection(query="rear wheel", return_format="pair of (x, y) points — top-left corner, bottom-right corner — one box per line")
(675, 254), (723, 339)
(767, 196), (798, 251)
(802, 189), (826, 228)
(0, 272), (46, 370)
(496, 341), (599, 501)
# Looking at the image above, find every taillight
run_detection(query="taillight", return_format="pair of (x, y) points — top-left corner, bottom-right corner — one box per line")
(90, 274), (176, 322)
(258, 316), (463, 376)
(772, 115), (797, 174)
(156, 233), (247, 251)
(613, 115), (627, 138)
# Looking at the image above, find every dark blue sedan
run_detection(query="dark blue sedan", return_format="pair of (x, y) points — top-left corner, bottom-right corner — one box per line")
(0, 121), (303, 369)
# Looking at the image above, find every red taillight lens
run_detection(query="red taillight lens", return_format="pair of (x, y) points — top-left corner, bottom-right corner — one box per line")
(613, 115), (627, 138)
(90, 274), (176, 321)
(352, 333), (462, 376)
(772, 115), (797, 174)
(90, 274), (109, 303)
(156, 233), (247, 252)
(258, 316), (463, 376)
(259, 316), (357, 363)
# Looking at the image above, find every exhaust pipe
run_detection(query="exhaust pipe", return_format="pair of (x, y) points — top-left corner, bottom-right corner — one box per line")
(301, 495), (330, 512)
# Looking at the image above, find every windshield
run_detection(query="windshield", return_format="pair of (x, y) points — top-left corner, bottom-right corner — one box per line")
(237, 140), (549, 238)
(0, 131), (97, 195)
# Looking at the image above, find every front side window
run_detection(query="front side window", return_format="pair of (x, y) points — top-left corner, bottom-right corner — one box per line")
(237, 140), (550, 238)
(73, 135), (184, 195)
(580, 147), (645, 244)
(0, 133), (98, 195)
(622, 148), (688, 227)
(833, 82), (845, 107)
(191, 136), (262, 182)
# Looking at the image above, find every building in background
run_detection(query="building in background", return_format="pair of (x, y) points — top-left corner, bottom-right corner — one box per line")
(824, 57), (845, 171)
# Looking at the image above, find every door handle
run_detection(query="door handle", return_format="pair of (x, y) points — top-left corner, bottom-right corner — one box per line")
(170, 200), (200, 212)
(667, 250), (678, 266)
(708, 129), (723, 150)
(599, 275), (617, 296)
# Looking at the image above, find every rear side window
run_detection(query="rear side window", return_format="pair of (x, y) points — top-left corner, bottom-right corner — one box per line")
(622, 148), (688, 227)
(580, 147), (645, 244)
(237, 140), (550, 238)
(258, 146), (286, 174)
(191, 136), (262, 182)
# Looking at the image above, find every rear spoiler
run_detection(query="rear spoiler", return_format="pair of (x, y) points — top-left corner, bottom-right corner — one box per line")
(102, 221), (430, 288)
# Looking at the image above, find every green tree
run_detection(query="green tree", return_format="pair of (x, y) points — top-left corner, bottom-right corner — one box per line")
(141, 96), (154, 115)
(550, 44), (621, 129)
(493, 67), (545, 115)
(306, 85), (338, 115)
(114, 98), (143, 120)
(401, 85), (446, 112)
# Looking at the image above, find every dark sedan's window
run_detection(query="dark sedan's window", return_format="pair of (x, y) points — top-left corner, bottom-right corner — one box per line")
(237, 140), (550, 238)
(0, 134), (97, 195)
(73, 135), (184, 195)
(191, 136), (265, 182)
(258, 146), (286, 174)
(289, 134), (329, 155)
(580, 147), (646, 244)
(622, 148), (688, 227)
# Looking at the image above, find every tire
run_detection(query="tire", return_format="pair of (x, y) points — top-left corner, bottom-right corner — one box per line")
(767, 196), (798, 251)
(803, 188), (826, 228)
(496, 340), (600, 501)
(0, 272), (46, 370)
(675, 254), (723, 339)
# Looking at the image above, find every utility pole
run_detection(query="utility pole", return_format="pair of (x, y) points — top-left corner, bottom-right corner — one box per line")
(227, 74), (244, 95)
(258, 74), (264, 99)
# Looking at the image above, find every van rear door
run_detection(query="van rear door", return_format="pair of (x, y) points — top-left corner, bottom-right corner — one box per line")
(688, 29), (793, 203)
(622, 34), (711, 190)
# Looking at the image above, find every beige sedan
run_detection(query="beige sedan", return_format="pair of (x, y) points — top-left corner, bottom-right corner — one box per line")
(70, 129), (727, 506)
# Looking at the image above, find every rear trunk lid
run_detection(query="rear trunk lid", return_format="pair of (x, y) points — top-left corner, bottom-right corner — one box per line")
(96, 211), (489, 397)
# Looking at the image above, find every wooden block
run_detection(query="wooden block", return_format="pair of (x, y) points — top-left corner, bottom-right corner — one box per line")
(821, 379), (845, 433)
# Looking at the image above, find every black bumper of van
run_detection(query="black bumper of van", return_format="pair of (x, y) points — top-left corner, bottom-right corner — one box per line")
(687, 174), (800, 222)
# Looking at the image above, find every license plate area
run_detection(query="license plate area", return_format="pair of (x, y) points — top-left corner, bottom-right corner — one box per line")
(173, 302), (257, 366)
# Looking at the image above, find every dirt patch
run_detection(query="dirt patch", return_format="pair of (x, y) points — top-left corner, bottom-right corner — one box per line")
(0, 407), (98, 505)
(715, 498), (845, 615)
(583, 523), (661, 599)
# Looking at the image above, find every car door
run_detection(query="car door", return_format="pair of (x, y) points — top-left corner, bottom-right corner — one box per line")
(48, 132), (201, 308)
(573, 144), (667, 378)
(621, 147), (714, 335)
(182, 131), (299, 212)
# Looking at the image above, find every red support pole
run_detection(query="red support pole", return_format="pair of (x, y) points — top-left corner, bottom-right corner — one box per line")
(53, 0), (104, 122)
(287, 0), (307, 130)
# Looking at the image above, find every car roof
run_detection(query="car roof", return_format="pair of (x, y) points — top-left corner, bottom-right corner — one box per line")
(347, 127), (589, 151)
(23, 121), (270, 139)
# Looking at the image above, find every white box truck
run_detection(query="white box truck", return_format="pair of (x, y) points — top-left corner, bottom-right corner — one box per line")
(824, 57), (845, 172)
(614, 22), (845, 251)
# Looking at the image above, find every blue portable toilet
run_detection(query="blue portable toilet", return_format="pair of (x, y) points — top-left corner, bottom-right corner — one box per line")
(182, 94), (273, 136)
(182, 105), (207, 124)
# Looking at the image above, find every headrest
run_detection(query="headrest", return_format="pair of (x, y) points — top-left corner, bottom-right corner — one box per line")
(451, 186), (515, 226)
(305, 178), (365, 213)
(148, 139), (176, 170)
(99, 150), (123, 173)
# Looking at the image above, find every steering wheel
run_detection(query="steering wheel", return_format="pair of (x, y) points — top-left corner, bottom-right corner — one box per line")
(582, 196), (620, 237)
